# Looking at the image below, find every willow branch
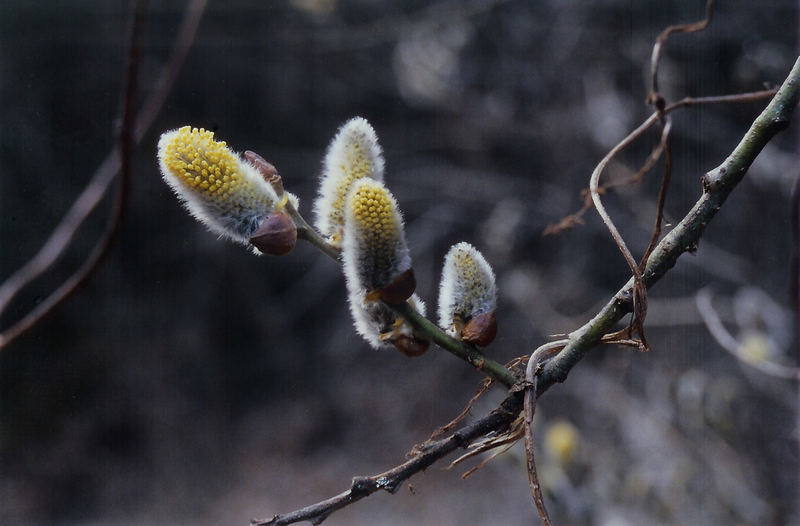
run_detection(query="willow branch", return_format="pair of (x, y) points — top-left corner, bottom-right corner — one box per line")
(250, 59), (800, 526)
(537, 56), (800, 396)
(251, 392), (524, 526)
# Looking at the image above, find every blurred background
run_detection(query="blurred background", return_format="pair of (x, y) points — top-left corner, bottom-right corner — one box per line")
(1, 0), (798, 524)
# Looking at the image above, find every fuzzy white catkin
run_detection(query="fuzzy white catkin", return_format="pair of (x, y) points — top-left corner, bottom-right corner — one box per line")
(349, 293), (426, 349)
(341, 178), (416, 348)
(342, 179), (411, 293)
(158, 126), (298, 248)
(314, 117), (385, 245)
(437, 242), (497, 335)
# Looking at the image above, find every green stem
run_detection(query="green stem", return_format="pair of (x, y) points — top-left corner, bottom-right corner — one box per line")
(286, 203), (342, 262)
(287, 202), (518, 386)
(390, 301), (519, 387)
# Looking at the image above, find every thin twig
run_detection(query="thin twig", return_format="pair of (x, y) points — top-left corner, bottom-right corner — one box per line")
(647, 0), (714, 110)
(458, 440), (517, 479)
(424, 377), (493, 444)
(389, 301), (519, 387)
(597, 0), (714, 339)
(0, 0), (208, 350)
(0, 0), (146, 348)
(696, 288), (800, 380)
(589, 115), (651, 349)
(639, 118), (673, 269)
(523, 340), (566, 526)
(543, 88), (777, 237)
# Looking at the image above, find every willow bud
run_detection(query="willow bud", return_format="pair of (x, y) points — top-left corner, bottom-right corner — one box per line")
(393, 334), (430, 357)
(314, 117), (385, 246)
(157, 126), (298, 251)
(437, 242), (498, 346)
(249, 209), (297, 256)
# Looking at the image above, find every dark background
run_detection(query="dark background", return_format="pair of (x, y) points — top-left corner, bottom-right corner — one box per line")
(1, 1), (798, 524)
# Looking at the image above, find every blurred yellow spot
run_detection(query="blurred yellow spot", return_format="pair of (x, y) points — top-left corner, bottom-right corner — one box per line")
(544, 420), (579, 465)
(738, 332), (770, 363)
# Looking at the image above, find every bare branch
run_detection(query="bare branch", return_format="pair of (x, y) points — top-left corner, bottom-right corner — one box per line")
(523, 341), (566, 526)
(0, 0), (208, 350)
(647, 0), (714, 110)
(0, 0), (146, 348)
(250, 392), (524, 526)
(543, 88), (777, 237)
(639, 118), (673, 269)
(538, 56), (800, 396)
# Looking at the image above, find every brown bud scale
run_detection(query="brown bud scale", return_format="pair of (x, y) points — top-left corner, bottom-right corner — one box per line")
(249, 211), (297, 255)
(461, 311), (497, 347)
(393, 335), (430, 357)
(378, 268), (416, 305)
(245, 150), (283, 193)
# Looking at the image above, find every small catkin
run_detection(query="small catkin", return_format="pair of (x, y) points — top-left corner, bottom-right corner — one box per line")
(437, 242), (497, 339)
(314, 117), (385, 245)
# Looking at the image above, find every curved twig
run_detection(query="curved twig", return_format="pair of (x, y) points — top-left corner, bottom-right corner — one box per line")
(588, 115), (652, 349)
(523, 340), (567, 526)
(639, 118), (673, 269)
(543, 88), (777, 237)
(647, 0), (714, 110)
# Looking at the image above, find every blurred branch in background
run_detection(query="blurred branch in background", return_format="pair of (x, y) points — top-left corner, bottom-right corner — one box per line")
(696, 288), (800, 380)
(0, 0), (207, 350)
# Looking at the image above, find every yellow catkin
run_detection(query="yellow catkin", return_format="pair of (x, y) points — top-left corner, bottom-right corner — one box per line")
(349, 184), (398, 281)
(162, 126), (241, 202)
(158, 126), (281, 245)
